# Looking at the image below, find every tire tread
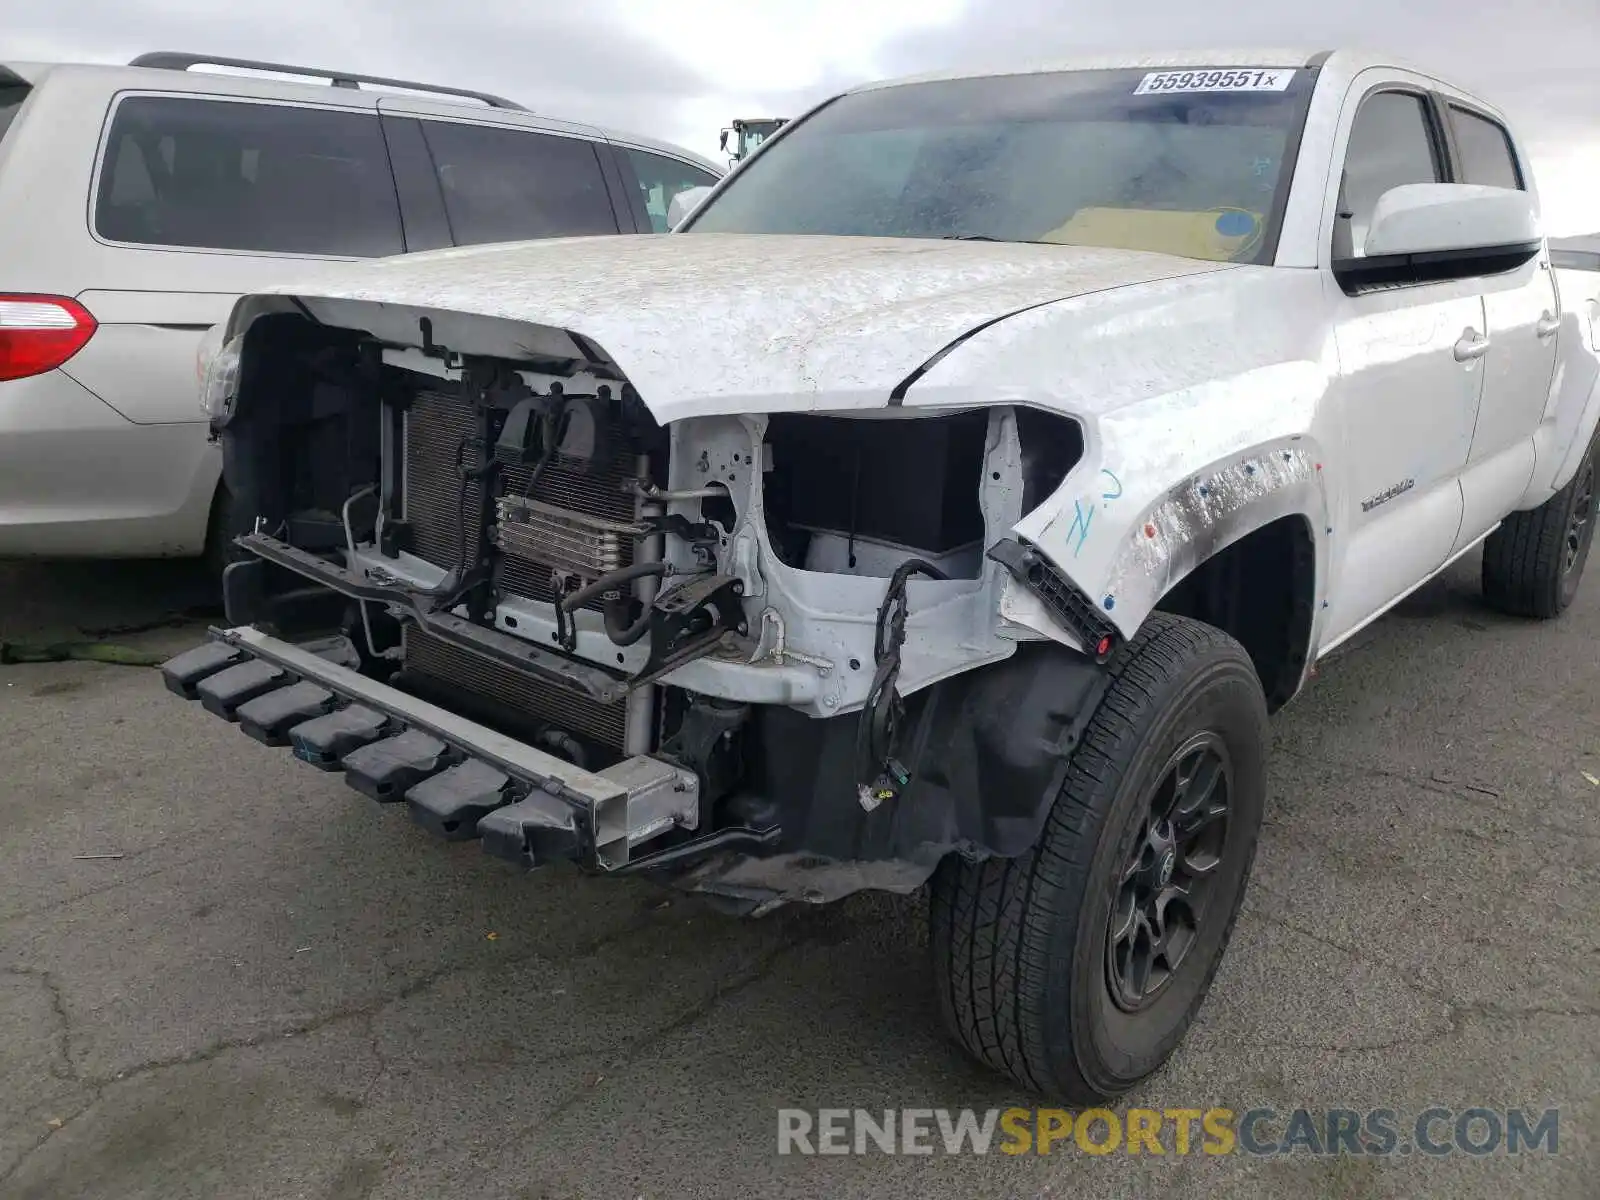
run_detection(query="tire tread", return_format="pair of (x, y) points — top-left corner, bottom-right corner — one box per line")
(1483, 430), (1597, 619)
(930, 612), (1259, 1100)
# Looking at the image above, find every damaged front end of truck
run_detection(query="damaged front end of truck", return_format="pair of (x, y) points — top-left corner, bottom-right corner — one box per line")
(163, 283), (1131, 914)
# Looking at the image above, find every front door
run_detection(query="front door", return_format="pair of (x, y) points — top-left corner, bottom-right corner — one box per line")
(1322, 88), (1484, 646)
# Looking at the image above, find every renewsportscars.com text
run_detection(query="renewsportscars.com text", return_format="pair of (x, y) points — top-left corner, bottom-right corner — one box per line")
(777, 1106), (1560, 1157)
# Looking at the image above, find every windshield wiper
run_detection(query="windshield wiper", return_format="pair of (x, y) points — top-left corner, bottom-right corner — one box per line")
(940, 234), (1061, 245)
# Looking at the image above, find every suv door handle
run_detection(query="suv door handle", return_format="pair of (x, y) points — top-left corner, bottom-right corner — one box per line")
(1536, 312), (1561, 339)
(1453, 329), (1491, 362)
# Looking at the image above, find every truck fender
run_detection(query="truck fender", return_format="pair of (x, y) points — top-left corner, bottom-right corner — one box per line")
(1549, 365), (1600, 495)
(1518, 304), (1600, 508)
(1008, 439), (1329, 650)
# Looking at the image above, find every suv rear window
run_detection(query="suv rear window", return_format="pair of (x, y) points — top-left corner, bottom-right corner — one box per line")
(623, 147), (720, 232)
(0, 84), (29, 147)
(93, 96), (403, 257)
(417, 120), (619, 245)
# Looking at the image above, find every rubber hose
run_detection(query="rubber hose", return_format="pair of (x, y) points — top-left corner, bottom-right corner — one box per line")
(557, 561), (668, 613)
(603, 596), (653, 646)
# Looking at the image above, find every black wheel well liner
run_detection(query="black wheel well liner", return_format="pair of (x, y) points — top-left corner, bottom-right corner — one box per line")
(1152, 513), (1317, 712)
(747, 639), (1113, 866)
(738, 517), (1314, 873)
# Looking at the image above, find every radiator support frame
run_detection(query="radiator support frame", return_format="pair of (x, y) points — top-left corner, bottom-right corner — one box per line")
(235, 531), (631, 705)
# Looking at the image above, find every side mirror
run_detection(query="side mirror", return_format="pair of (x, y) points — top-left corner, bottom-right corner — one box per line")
(666, 186), (714, 231)
(1337, 183), (1540, 285)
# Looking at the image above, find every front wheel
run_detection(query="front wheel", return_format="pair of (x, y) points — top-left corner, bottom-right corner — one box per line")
(929, 612), (1268, 1102)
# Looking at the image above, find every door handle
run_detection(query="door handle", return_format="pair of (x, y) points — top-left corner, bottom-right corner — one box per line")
(1536, 312), (1561, 339)
(1453, 329), (1491, 362)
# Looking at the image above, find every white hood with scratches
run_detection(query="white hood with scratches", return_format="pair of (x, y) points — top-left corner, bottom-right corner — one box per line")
(267, 233), (1231, 419)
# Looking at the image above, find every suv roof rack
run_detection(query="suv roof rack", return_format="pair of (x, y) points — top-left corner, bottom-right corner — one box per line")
(127, 52), (527, 111)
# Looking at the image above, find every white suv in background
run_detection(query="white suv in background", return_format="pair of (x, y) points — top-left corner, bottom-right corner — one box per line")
(0, 52), (722, 569)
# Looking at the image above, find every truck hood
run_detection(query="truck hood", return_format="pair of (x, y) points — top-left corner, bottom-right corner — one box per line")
(271, 233), (1233, 419)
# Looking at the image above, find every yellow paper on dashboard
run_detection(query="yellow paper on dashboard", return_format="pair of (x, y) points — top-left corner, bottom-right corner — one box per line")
(1040, 206), (1264, 261)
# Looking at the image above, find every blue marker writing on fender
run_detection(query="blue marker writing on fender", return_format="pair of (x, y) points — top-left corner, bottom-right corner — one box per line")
(1100, 469), (1123, 502)
(1067, 499), (1094, 556)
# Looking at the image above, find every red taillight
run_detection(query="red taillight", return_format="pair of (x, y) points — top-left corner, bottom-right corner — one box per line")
(0, 295), (98, 382)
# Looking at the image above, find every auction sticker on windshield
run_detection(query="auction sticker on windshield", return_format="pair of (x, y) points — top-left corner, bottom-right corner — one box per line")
(1134, 69), (1297, 94)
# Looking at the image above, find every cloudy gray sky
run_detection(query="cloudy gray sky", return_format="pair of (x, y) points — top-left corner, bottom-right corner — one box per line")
(7, 0), (1597, 232)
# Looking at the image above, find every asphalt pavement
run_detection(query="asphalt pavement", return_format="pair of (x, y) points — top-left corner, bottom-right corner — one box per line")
(0, 550), (1594, 1199)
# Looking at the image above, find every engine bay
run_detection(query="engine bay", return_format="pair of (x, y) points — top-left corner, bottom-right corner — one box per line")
(215, 308), (1084, 865)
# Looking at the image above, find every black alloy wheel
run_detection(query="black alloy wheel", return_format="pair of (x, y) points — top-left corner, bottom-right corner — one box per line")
(1106, 731), (1232, 1012)
(1564, 456), (1595, 576)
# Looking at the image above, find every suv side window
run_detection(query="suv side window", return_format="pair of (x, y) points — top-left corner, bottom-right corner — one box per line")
(1448, 106), (1523, 190)
(417, 121), (620, 245)
(1335, 90), (1444, 258)
(93, 96), (403, 257)
(622, 147), (720, 232)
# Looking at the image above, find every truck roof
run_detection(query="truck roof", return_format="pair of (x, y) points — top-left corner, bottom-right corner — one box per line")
(0, 57), (723, 176)
(850, 47), (1501, 114)
(852, 46), (1329, 90)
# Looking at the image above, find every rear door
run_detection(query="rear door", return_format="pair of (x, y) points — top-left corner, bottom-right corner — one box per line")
(375, 98), (626, 245)
(69, 92), (404, 424)
(1443, 101), (1559, 551)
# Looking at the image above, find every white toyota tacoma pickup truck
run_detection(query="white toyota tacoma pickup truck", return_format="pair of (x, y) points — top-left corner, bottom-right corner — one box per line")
(162, 48), (1600, 1102)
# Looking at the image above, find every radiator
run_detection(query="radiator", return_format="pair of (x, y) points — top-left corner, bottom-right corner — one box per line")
(401, 388), (638, 750)
(402, 626), (627, 749)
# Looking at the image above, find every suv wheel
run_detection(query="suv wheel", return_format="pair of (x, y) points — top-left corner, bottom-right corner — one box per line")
(929, 612), (1268, 1102)
(1482, 428), (1598, 619)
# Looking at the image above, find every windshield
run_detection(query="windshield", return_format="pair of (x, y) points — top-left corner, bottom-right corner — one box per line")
(687, 66), (1318, 264)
